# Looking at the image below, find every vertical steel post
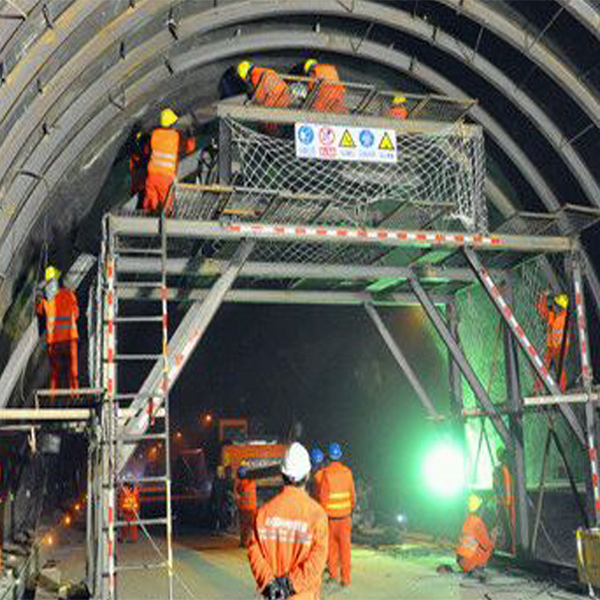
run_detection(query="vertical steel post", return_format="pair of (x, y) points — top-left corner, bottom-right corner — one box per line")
(503, 276), (530, 554)
(572, 253), (600, 525)
(218, 119), (232, 185)
(446, 303), (464, 420)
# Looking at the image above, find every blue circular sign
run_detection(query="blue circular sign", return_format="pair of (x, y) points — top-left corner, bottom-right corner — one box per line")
(359, 129), (375, 148)
(298, 126), (315, 145)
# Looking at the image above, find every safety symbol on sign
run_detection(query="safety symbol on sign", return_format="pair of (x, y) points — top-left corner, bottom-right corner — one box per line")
(359, 129), (375, 148)
(319, 127), (336, 146)
(379, 132), (395, 151)
(298, 125), (314, 145)
(339, 129), (356, 148)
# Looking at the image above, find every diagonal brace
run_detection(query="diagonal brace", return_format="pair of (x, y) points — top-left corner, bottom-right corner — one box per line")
(408, 274), (511, 446)
(365, 302), (441, 421)
(117, 240), (254, 472)
(463, 246), (585, 446)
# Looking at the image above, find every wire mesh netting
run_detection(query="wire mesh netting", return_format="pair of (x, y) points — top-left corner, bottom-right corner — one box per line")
(218, 117), (488, 232)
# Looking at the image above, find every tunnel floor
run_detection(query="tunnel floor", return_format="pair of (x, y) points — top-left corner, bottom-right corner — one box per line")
(39, 526), (587, 599)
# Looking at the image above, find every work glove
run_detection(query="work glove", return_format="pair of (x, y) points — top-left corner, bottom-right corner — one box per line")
(276, 576), (295, 598)
(262, 580), (285, 600)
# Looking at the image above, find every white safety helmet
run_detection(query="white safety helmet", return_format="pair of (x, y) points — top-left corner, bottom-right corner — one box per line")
(281, 442), (311, 483)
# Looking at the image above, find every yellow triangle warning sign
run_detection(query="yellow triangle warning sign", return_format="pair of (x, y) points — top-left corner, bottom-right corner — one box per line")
(379, 132), (395, 151)
(339, 129), (356, 148)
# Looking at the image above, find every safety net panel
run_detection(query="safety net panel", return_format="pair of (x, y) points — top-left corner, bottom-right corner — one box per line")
(221, 117), (487, 232)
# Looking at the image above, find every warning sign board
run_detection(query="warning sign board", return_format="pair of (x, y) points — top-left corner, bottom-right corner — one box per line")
(295, 123), (397, 163)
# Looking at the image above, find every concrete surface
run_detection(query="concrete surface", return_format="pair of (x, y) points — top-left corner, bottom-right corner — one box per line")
(46, 526), (585, 600)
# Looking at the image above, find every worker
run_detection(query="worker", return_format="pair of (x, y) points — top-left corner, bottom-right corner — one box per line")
(387, 96), (408, 120)
(303, 59), (346, 114)
(143, 108), (196, 214)
(210, 465), (228, 532)
(236, 464), (257, 548)
(36, 266), (79, 394)
(129, 130), (150, 208)
(456, 494), (496, 581)
(535, 291), (570, 392)
(248, 442), (328, 600)
(119, 483), (140, 543)
(493, 447), (516, 555)
(237, 61), (292, 109)
(318, 443), (355, 587)
(309, 448), (325, 500)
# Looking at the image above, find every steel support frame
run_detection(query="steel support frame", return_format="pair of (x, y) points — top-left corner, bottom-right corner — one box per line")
(364, 302), (440, 420)
(408, 274), (511, 446)
(462, 246), (586, 446)
(116, 240), (255, 473)
(502, 276), (530, 555)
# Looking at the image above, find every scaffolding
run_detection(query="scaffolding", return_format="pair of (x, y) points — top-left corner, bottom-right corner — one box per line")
(3, 78), (600, 597)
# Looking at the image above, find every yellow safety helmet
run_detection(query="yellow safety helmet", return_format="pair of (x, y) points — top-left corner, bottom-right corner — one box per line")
(45, 266), (61, 282)
(554, 293), (569, 309)
(393, 95), (407, 104)
(237, 60), (253, 81)
(304, 58), (318, 74)
(160, 108), (178, 128)
(467, 494), (482, 512)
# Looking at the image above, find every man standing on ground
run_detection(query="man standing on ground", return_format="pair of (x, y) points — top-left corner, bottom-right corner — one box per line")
(248, 442), (328, 600)
(318, 443), (355, 588)
(236, 464), (257, 548)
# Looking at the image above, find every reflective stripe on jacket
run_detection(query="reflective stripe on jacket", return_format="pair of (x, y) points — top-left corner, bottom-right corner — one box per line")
(318, 461), (355, 519)
(120, 488), (140, 512)
(248, 486), (328, 600)
(236, 478), (258, 511)
(456, 513), (493, 559)
(537, 292), (569, 352)
(148, 128), (180, 177)
(36, 288), (79, 343)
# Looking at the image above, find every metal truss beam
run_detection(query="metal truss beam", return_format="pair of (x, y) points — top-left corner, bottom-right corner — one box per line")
(116, 288), (452, 306)
(115, 256), (489, 284)
(116, 240), (254, 472)
(408, 274), (511, 446)
(365, 302), (441, 421)
(109, 216), (573, 254)
(463, 247), (586, 446)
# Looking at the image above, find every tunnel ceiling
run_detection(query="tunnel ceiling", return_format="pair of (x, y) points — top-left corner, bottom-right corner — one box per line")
(0, 0), (599, 318)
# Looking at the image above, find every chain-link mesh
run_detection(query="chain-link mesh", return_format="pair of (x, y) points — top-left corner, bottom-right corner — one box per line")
(222, 117), (487, 232)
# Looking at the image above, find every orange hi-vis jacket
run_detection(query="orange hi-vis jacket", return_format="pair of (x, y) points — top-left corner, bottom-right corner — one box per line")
(456, 513), (494, 572)
(147, 128), (195, 179)
(36, 288), (79, 344)
(388, 104), (408, 120)
(537, 292), (569, 353)
(312, 468), (324, 499)
(248, 486), (328, 600)
(319, 461), (355, 519)
(236, 478), (258, 511)
(120, 487), (140, 513)
(308, 64), (346, 113)
(250, 67), (292, 108)
(498, 464), (514, 508)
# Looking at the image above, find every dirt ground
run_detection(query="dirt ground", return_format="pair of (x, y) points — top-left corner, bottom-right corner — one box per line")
(45, 526), (586, 599)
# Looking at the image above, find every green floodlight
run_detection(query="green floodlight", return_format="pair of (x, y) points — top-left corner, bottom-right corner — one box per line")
(423, 441), (465, 498)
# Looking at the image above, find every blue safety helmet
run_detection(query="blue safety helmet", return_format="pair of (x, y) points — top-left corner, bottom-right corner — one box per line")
(238, 465), (248, 479)
(310, 448), (324, 467)
(329, 443), (342, 461)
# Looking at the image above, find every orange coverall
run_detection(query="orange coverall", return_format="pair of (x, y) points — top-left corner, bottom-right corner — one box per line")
(307, 64), (346, 114)
(311, 468), (324, 500)
(536, 293), (570, 391)
(36, 288), (79, 391)
(144, 128), (196, 213)
(388, 104), (408, 120)
(318, 461), (355, 586)
(456, 513), (494, 573)
(119, 486), (140, 543)
(495, 463), (516, 554)
(248, 485), (328, 600)
(236, 477), (257, 548)
(250, 67), (292, 109)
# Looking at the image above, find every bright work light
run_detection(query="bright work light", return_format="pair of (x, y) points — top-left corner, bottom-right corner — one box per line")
(423, 441), (465, 497)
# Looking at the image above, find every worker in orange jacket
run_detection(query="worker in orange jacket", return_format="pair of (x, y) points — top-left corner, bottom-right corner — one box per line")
(236, 464), (257, 548)
(318, 443), (355, 587)
(119, 483), (140, 543)
(238, 61), (292, 109)
(143, 108), (196, 214)
(248, 442), (328, 600)
(304, 59), (346, 114)
(36, 266), (79, 393)
(309, 448), (325, 500)
(456, 494), (496, 580)
(387, 96), (408, 120)
(493, 447), (516, 555)
(535, 291), (570, 392)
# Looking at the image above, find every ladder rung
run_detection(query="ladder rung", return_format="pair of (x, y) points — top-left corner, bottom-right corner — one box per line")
(114, 392), (166, 400)
(120, 476), (167, 484)
(114, 354), (163, 361)
(120, 433), (168, 443)
(113, 562), (167, 573)
(115, 281), (164, 289)
(116, 247), (165, 256)
(114, 316), (163, 323)
(113, 517), (169, 528)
